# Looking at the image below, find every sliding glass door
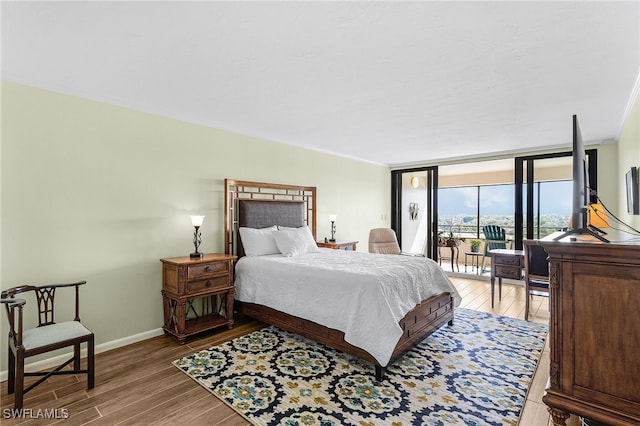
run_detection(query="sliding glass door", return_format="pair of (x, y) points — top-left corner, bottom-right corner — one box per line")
(391, 167), (438, 259)
(514, 150), (597, 248)
(391, 149), (597, 261)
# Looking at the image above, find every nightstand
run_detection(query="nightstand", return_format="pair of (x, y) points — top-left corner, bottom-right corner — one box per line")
(160, 253), (236, 343)
(317, 240), (358, 250)
(489, 249), (524, 308)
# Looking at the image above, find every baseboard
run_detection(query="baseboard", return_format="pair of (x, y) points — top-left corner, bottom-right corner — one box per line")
(0, 327), (165, 382)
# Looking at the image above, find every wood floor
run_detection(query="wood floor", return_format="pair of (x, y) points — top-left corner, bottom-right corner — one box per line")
(1, 277), (580, 426)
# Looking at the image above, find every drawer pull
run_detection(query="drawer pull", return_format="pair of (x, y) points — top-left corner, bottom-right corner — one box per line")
(205, 266), (212, 272)
(205, 280), (212, 287)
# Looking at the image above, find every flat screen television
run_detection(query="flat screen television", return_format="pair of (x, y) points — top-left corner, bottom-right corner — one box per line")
(572, 114), (588, 230)
(554, 115), (609, 242)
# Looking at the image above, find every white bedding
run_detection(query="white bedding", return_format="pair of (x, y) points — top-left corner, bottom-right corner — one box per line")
(234, 248), (462, 366)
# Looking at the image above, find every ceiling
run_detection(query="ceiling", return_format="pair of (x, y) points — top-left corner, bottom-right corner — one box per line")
(2, 1), (638, 167)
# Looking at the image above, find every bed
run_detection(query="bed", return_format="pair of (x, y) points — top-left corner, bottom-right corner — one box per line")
(224, 179), (460, 380)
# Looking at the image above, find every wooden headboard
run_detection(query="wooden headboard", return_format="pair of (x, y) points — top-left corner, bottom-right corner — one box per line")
(224, 179), (317, 257)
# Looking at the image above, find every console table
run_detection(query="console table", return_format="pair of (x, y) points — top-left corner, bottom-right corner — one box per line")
(539, 237), (640, 425)
(489, 249), (524, 308)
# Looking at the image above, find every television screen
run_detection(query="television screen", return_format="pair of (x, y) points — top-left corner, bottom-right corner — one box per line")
(554, 115), (608, 242)
(571, 115), (588, 230)
(626, 167), (639, 215)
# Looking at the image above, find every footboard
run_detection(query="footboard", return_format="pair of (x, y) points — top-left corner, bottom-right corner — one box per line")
(393, 292), (454, 359)
(236, 291), (454, 380)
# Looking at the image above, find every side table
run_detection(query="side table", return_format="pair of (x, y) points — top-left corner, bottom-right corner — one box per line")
(489, 249), (524, 308)
(438, 245), (459, 272)
(317, 240), (358, 250)
(160, 253), (236, 343)
(464, 251), (482, 274)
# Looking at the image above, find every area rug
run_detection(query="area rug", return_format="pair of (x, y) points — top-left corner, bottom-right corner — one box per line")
(173, 308), (548, 426)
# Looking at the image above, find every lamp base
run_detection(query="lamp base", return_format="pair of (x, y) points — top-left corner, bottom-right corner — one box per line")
(190, 252), (203, 259)
(328, 239), (336, 242)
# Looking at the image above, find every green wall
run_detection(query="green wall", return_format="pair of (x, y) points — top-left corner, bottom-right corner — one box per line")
(0, 81), (390, 368)
(1, 80), (637, 373)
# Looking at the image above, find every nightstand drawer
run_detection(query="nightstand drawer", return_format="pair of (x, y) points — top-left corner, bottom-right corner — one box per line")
(188, 261), (228, 279)
(187, 276), (230, 294)
(494, 255), (522, 266)
(495, 265), (521, 279)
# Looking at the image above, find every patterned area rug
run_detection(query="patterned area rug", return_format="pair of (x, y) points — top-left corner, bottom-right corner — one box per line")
(173, 309), (548, 425)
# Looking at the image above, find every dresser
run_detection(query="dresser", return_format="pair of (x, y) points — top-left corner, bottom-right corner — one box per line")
(539, 237), (640, 425)
(160, 253), (236, 343)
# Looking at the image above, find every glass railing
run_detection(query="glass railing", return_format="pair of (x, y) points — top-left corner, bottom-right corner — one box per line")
(437, 225), (568, 241)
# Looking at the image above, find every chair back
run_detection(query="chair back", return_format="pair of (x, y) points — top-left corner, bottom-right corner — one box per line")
(523, 240), (550, 320)
(1, 281), (86, 327)
(368, 228), (401, 254)
(482, 225), (508, 251)
(523, 240), (549, 279)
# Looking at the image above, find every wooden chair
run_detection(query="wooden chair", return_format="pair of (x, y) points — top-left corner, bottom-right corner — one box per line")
(523, 240), (550, 321)
(368, 228), (401, 254)
(1, 281), (94, 410)
(481, 225), (509, 273)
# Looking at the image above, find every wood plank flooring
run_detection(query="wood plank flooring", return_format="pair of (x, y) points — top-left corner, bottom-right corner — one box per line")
(1, 277), (580, 426)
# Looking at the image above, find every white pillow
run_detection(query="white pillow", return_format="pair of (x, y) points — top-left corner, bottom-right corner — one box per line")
(273, 226), (319, 257)
(238, 226), (279, 256)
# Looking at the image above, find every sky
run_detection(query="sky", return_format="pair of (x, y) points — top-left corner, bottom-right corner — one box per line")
(439, 181), (572, 217)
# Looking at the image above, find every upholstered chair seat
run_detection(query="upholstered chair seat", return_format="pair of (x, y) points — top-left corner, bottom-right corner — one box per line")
(22, 321), (93, 350)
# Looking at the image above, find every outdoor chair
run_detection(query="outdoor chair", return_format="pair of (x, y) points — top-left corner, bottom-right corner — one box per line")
(481, 225), (509, 273)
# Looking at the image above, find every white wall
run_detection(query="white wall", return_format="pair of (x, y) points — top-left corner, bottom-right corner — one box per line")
(0, 81), (390, 366)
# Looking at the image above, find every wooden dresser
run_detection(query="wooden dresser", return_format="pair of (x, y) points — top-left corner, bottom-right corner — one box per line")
(539, 237), (640, 425)
(160, 253), (236, 343)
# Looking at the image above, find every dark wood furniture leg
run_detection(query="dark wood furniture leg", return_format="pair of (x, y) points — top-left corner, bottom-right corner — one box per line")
(490, 265), (496, 308)
(548, 407), (570, 426)
(375, 365), (385, 381)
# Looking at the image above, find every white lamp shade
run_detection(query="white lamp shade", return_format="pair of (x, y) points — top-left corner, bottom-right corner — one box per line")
(190, 215), (205, 227)
(328, 214), (337, 222)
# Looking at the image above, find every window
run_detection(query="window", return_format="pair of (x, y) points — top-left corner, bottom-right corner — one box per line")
(479, 184), (515, 237)
(439, 181), (570, 240)
(438, 187), (478, 238)
(532, 180), (572, 238)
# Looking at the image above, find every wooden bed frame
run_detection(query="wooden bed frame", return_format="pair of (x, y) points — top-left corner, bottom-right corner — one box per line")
(224, 179), (454, 380)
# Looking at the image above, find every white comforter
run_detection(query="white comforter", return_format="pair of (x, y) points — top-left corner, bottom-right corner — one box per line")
(234, 249), (461, 366)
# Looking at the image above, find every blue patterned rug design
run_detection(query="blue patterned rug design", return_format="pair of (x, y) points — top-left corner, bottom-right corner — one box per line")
(173, 308), (548, 425)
